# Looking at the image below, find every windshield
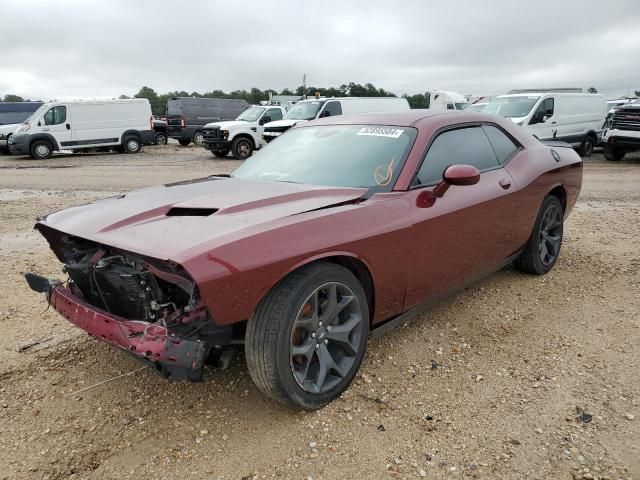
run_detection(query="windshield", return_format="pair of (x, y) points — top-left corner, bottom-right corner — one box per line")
(236, 106), (265, 122)
(23, 104), (48, 124)
(484, 96), (540, 118)
(284, 101), (322, 120)
(232, 125), (417, 188)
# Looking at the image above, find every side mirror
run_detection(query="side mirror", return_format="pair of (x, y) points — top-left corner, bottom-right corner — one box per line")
(260, 115), (271, 125)
(433, 164), (480, 197)
(37, 121), (41, 127)
(542, 115), (549, 122)
(321, 110), (331, 118)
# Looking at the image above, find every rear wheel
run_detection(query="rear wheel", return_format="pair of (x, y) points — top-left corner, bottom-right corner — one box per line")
(193, 132), (204, 146)
(603, 144), (625, 161)
(211, 148), (230, 158)
(178, 139), (191, 147)
(578, 134), (595, 157)
(29, 140), (53, 159)
(514, 195), (564, 275)
(123, 136), (141, 154)
(245, 262), (369, 409)
(231, 136), (253, 160)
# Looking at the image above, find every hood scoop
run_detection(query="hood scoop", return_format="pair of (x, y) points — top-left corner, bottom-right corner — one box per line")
(166, 207), (218, 217)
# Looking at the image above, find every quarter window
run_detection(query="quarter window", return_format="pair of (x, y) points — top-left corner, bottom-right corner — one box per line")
(415, 126), (500, 186)
(43, 106), (66, 126)
(482, 125), (519, 164)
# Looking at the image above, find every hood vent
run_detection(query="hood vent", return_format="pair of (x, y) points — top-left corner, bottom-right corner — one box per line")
(166, 207), (218, 217)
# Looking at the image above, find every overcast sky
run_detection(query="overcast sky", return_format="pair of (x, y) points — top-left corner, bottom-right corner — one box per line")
(2, 0), (639, 101)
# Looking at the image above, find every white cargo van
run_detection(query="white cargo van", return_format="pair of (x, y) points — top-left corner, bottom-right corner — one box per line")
(428, 90), (468, 110)
(484, 93), (608, 156)
(262, 97), (409, 142)
(9, 99), (154, 159)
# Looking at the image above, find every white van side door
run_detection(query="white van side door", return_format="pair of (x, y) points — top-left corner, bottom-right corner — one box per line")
(527, 97), (556, 140)
(41, 105), (72, 147)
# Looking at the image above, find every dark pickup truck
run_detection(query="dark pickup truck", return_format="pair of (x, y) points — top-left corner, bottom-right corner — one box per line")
(165, 97), (249, 146)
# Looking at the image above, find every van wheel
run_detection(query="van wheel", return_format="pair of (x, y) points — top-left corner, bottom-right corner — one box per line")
(178, 139), (191, 147)
(603, 144), (625, 161)
(30, 140), (53, 159)
(211, 149), (230, 158)
(123, 136), (141, 154)
(578, 135), (595, 157)
(232, 137), (253, 160)
(193, 132), (204, 146)
(154, 132), (167, 145)
(245, 262), (369, 409)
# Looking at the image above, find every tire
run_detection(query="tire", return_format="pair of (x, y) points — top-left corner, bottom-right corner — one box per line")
(514, 195), (564, 275)
(245, 262), (369, 410)
(193, 132), (204, 146)
(231, 136), (253, 160)
(577, 134), (595, 157)
(29, 140), (53, 159)
(211, 149), (230, 158)
(603, 144), (625, 161)
(123, 135), (141, 154)
(178, 139), (191, 147)
(154, 132), (167, 145)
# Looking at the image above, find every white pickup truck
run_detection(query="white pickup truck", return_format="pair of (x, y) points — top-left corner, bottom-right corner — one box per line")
(201, 105), (286, 159)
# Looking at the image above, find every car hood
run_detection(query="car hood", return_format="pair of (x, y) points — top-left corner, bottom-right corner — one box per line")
(203, 120), (248, 129)
(0, 123), (20, 134)
(37, 177), (366, 263)
(264, 119), (306, 128)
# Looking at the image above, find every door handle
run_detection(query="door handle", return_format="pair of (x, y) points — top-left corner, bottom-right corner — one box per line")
(66, 124), (71, 130)
(551, 121), (557, 124)
(499, 178), (511, 190)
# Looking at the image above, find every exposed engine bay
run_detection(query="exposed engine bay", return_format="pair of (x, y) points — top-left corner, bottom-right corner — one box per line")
(28, 226), (236, 381)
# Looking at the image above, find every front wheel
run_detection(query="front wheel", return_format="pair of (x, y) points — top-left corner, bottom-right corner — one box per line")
(231, 137), (253, 160)
(514, 195), (564, 275)
(29, 140), (53, 159)
(603, 144), (625, 161)
(245, 262), (369, 409)
(193, 132), (204, 146)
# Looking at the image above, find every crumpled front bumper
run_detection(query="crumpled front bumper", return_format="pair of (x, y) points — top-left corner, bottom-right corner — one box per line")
(26, 274), (207, 380)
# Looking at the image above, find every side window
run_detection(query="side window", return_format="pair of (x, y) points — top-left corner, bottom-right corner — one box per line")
(320, 101), (342, 118)
(447, 103), (455, 110)
(415, 126), (500, 186)
(531, 98), (554, 124)
(542, 97), (554, 116)
(267, 108), (283, 121)
(482, 125), (519, 164)
(43, 106), (66, 126)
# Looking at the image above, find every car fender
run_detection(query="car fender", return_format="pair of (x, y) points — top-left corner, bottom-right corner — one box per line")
(27, 133), (60, 151)
(228, 125), (261, 147)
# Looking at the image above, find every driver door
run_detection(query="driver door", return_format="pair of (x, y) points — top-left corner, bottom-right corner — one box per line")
(404, 125), (521, 310)
(41, 105), (71, 147)
(528, 97), (556, 140)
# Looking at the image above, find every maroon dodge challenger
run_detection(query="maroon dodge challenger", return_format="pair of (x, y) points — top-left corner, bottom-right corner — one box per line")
(26, 110), (582, 409)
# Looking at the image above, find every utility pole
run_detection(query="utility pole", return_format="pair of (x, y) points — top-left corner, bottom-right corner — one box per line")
(303, 74), (307, 100)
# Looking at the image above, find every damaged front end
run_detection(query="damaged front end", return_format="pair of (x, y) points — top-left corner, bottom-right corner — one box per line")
(26, 226), (234, 381)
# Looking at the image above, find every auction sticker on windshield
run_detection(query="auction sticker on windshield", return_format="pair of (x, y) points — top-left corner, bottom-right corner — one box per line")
(357, 127), (405, 138)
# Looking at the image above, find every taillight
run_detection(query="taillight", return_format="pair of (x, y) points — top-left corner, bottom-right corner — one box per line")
(150, 115), (154, 130)
(180, 116), (186, 128)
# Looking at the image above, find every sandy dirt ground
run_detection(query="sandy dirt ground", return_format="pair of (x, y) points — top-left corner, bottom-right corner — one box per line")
(0, 143), (638, 480)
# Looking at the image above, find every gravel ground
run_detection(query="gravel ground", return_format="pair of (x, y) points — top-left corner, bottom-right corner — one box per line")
(0, 143), (638, 480)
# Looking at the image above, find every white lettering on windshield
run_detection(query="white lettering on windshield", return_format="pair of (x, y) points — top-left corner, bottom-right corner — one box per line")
(357, 127), (404, 138)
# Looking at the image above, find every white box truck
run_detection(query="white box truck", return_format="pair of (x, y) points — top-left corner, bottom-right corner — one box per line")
(428, 90), (468, 110)
(262, 97), (410, 142)
(484, 93), (608, 156)
(9, 99), (154, 159)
